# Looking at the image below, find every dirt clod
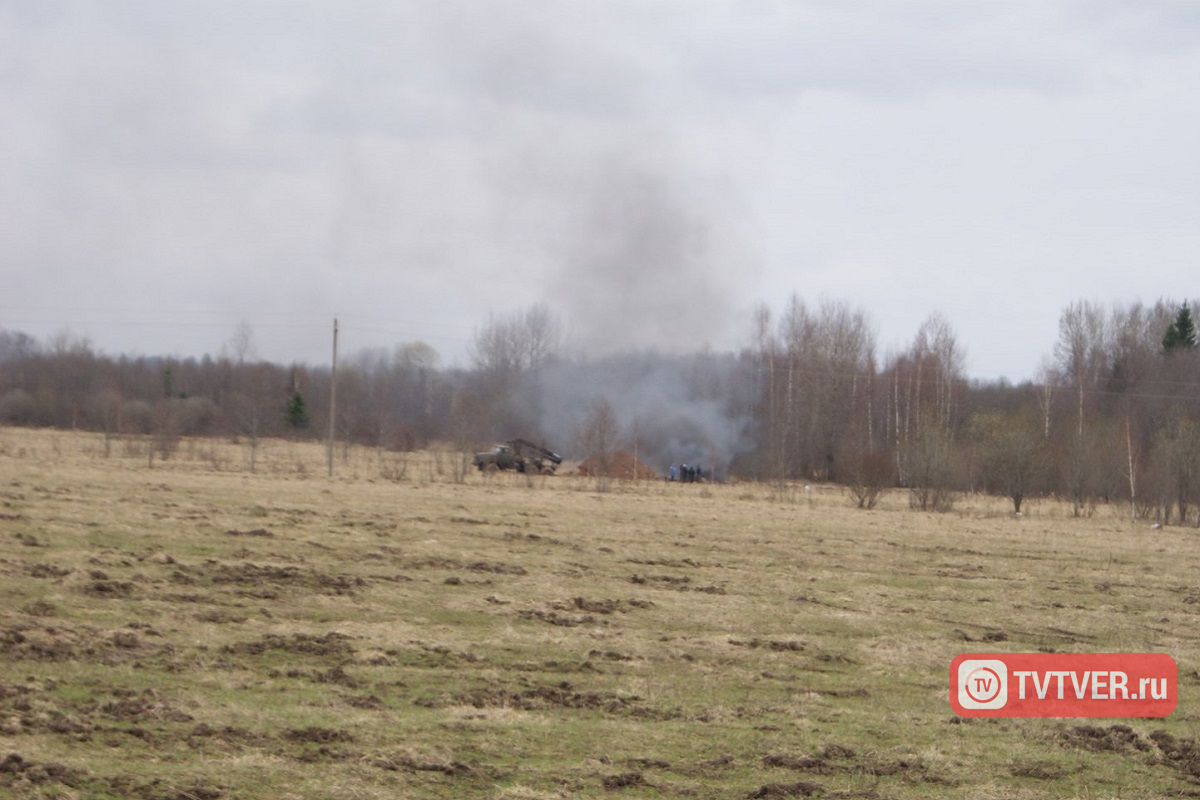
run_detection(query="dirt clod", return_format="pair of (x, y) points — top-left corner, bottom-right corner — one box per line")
(1011, 760), (1071, 779)
(28, 563), (71, 579)
(112, 631), (141, 648)
(284, 727), (355, 744)
(1061, 724), (1149, 754)
(0, 753), (86, 788)
(222, 632), (356, 658)
(1150, 730), (1200, 779)
(602, 771), (645, 788)
(468, 561), (527, 575)
(747, 780), (824, 797)
(86, 580), (135, 597)
(763, 754), (832, 773)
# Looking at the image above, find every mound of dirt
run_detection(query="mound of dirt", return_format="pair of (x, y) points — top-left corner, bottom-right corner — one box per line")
(576, 452), (657, 480)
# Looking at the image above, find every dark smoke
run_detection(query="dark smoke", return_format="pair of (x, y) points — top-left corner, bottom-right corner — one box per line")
(485, 140), (761, 477)
(532, 350), (758, 479)
(546, 153), (753, 355)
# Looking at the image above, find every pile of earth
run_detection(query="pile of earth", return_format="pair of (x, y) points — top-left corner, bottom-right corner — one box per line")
(576, 452), (658, 480)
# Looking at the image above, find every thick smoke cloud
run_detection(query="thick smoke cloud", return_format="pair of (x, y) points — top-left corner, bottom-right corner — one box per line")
(491, 139), (760, 476)
(532, 351), (758, 479)
(542, 153), (754, 356)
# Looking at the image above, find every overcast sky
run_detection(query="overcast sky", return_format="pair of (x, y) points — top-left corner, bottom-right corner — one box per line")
(4, 1), (1199, 381)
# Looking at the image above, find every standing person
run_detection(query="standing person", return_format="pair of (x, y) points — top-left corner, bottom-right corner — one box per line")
(669, 464), (678, 482)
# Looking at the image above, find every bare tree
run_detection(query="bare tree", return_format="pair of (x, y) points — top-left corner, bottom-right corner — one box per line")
(1107, 302), (1164, 519)
(1147, 411), (1200, 525)
(972, 409), (1046, 514)
(471, 303), (564, 376)
(884, 315), (965, 505)
(229, 362), (278, 472)
(89, 386), (123, 456)
(470, 304), (565, 437)
(448, 389), (486, 483)
(758, 296), (876, 484)
(844, 450), (893, 510)
(519, 303), (564, 374)
(750, 303), (788, 493)
(393, 341), (442, 447)
(46, 329), (97, 429)
(578, 397), (621, 492)
(223, 321), (258, 365)
(1053, 301), (1110, 515)
(1033, 360), (1059, 441)
(913, 313), (966, 430)
(903, 411), (957, 512)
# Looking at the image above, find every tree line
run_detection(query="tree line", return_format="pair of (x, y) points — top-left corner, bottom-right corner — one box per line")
(748, 297), (1200, 521)
(2, 298), (1199, 523)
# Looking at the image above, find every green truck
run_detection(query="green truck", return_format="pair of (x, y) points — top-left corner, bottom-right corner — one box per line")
(473, 438), (563, 474)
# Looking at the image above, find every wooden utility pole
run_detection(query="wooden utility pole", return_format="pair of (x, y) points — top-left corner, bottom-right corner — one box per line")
(632, 420), (639, 484)
(1125, 412), (1137, 521)
(327, 317), (338, 477)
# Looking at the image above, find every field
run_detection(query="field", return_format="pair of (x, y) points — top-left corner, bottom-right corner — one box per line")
(1, 428), (1198, 800)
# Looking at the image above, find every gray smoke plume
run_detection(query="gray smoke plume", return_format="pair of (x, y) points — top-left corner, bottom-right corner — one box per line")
(470, 32), (762, 473)
(485, 132), (757, 359)
(484, 144), (764, 478)
(546, 153), (753, 356)
(531, 350), (758, 479)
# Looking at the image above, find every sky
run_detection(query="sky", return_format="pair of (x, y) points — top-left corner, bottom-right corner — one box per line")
(4, 1), (1200, 382)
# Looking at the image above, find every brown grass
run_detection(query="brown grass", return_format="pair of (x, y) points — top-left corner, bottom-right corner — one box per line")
(0, 427), (1197, 799)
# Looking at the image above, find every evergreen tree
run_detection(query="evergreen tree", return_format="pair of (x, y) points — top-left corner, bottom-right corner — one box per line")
(285, 389), (310, 429)
(1162, 302), (1198, 353)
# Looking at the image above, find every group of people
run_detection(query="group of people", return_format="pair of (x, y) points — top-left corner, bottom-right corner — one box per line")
(668, 463), (703, 483)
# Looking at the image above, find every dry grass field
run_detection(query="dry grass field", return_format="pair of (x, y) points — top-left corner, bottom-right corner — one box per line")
(1, 427), (1198, 799)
